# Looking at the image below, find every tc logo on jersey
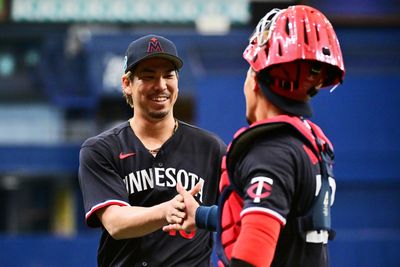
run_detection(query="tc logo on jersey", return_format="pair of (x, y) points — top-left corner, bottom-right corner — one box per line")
(247, 176), (273, 203)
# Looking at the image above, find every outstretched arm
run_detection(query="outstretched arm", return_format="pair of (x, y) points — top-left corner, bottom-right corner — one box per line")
(97, 192), (186, 240)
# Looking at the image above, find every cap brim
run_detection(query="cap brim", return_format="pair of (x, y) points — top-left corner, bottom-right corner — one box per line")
(126, 53), (183, 72)
(259, 81), (313, 117)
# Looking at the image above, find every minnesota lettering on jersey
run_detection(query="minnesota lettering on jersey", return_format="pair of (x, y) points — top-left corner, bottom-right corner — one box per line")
(123, 167), (204, 201)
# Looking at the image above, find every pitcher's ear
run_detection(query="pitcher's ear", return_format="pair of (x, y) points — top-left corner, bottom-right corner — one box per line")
(122, 71), (132, 94)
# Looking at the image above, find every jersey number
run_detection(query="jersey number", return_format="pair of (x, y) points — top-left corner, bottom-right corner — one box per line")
(168, 230), (196, 239)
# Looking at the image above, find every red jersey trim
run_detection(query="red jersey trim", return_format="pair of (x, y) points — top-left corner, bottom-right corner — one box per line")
(85, 200), (130, 220)
(240, 206), (286, 225)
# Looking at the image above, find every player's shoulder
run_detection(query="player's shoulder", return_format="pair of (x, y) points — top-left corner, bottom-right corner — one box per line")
(81, 121), (130, 149)
(242, 127), (306, 163)
(262, 124), (307, 146)
(178, 120), (226, 146)
(234, 129), (309, 184)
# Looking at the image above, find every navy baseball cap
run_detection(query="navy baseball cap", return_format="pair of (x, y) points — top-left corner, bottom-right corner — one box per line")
(257, 74), (313, 117)
(123, 34), (183, 73)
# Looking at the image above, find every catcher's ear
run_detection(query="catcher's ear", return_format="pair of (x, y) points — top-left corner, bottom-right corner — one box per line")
(252, 71), (261, 93)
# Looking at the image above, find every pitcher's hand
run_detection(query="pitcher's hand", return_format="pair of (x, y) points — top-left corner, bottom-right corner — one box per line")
(162, 182), (202, 232)
(164, 193), (186, 225)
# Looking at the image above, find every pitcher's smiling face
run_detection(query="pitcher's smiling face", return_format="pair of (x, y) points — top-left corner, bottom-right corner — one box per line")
(127, 57), (179, 121)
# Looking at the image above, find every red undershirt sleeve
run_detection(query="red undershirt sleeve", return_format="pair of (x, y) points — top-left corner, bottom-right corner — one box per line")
(231, 212), (281, 267)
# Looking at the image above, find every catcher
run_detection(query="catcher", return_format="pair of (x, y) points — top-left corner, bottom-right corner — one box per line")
(164, 5), (345, 267)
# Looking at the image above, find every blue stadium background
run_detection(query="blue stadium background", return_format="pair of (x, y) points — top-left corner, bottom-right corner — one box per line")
(0, 0), (399, 266)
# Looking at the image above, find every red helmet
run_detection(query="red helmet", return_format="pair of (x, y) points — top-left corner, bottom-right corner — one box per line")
(243, 5), (345, 102)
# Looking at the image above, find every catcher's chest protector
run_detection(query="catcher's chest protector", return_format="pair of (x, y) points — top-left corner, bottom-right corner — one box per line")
(215, 115), (336, 266)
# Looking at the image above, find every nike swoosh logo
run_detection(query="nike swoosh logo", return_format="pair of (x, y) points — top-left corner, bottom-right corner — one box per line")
(119, 152), (135, 159)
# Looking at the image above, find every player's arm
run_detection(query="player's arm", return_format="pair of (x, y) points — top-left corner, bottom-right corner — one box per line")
(195, 205), (218, 231)
(97, 183), (203, 239)
(231, 213), (281, 267)
(97, 194), (186, 239)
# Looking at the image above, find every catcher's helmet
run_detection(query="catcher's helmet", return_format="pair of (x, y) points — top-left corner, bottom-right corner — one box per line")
(243, 5), (345, 116)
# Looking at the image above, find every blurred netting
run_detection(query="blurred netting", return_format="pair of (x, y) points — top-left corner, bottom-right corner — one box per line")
(11, 0), (250, 24)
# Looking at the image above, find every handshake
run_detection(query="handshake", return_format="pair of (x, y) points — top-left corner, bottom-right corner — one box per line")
(162, 182), (203, 233)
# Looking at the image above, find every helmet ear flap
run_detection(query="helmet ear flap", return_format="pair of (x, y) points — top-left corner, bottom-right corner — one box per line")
(260, 60), (334, 102)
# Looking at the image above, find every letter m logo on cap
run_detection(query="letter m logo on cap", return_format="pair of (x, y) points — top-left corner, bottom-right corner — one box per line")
(147, 37), (164, 53)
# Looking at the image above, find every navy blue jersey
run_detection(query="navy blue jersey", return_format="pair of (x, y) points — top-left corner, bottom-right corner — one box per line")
(233, 126), (330, 267)
(78, 120), (226, 267)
